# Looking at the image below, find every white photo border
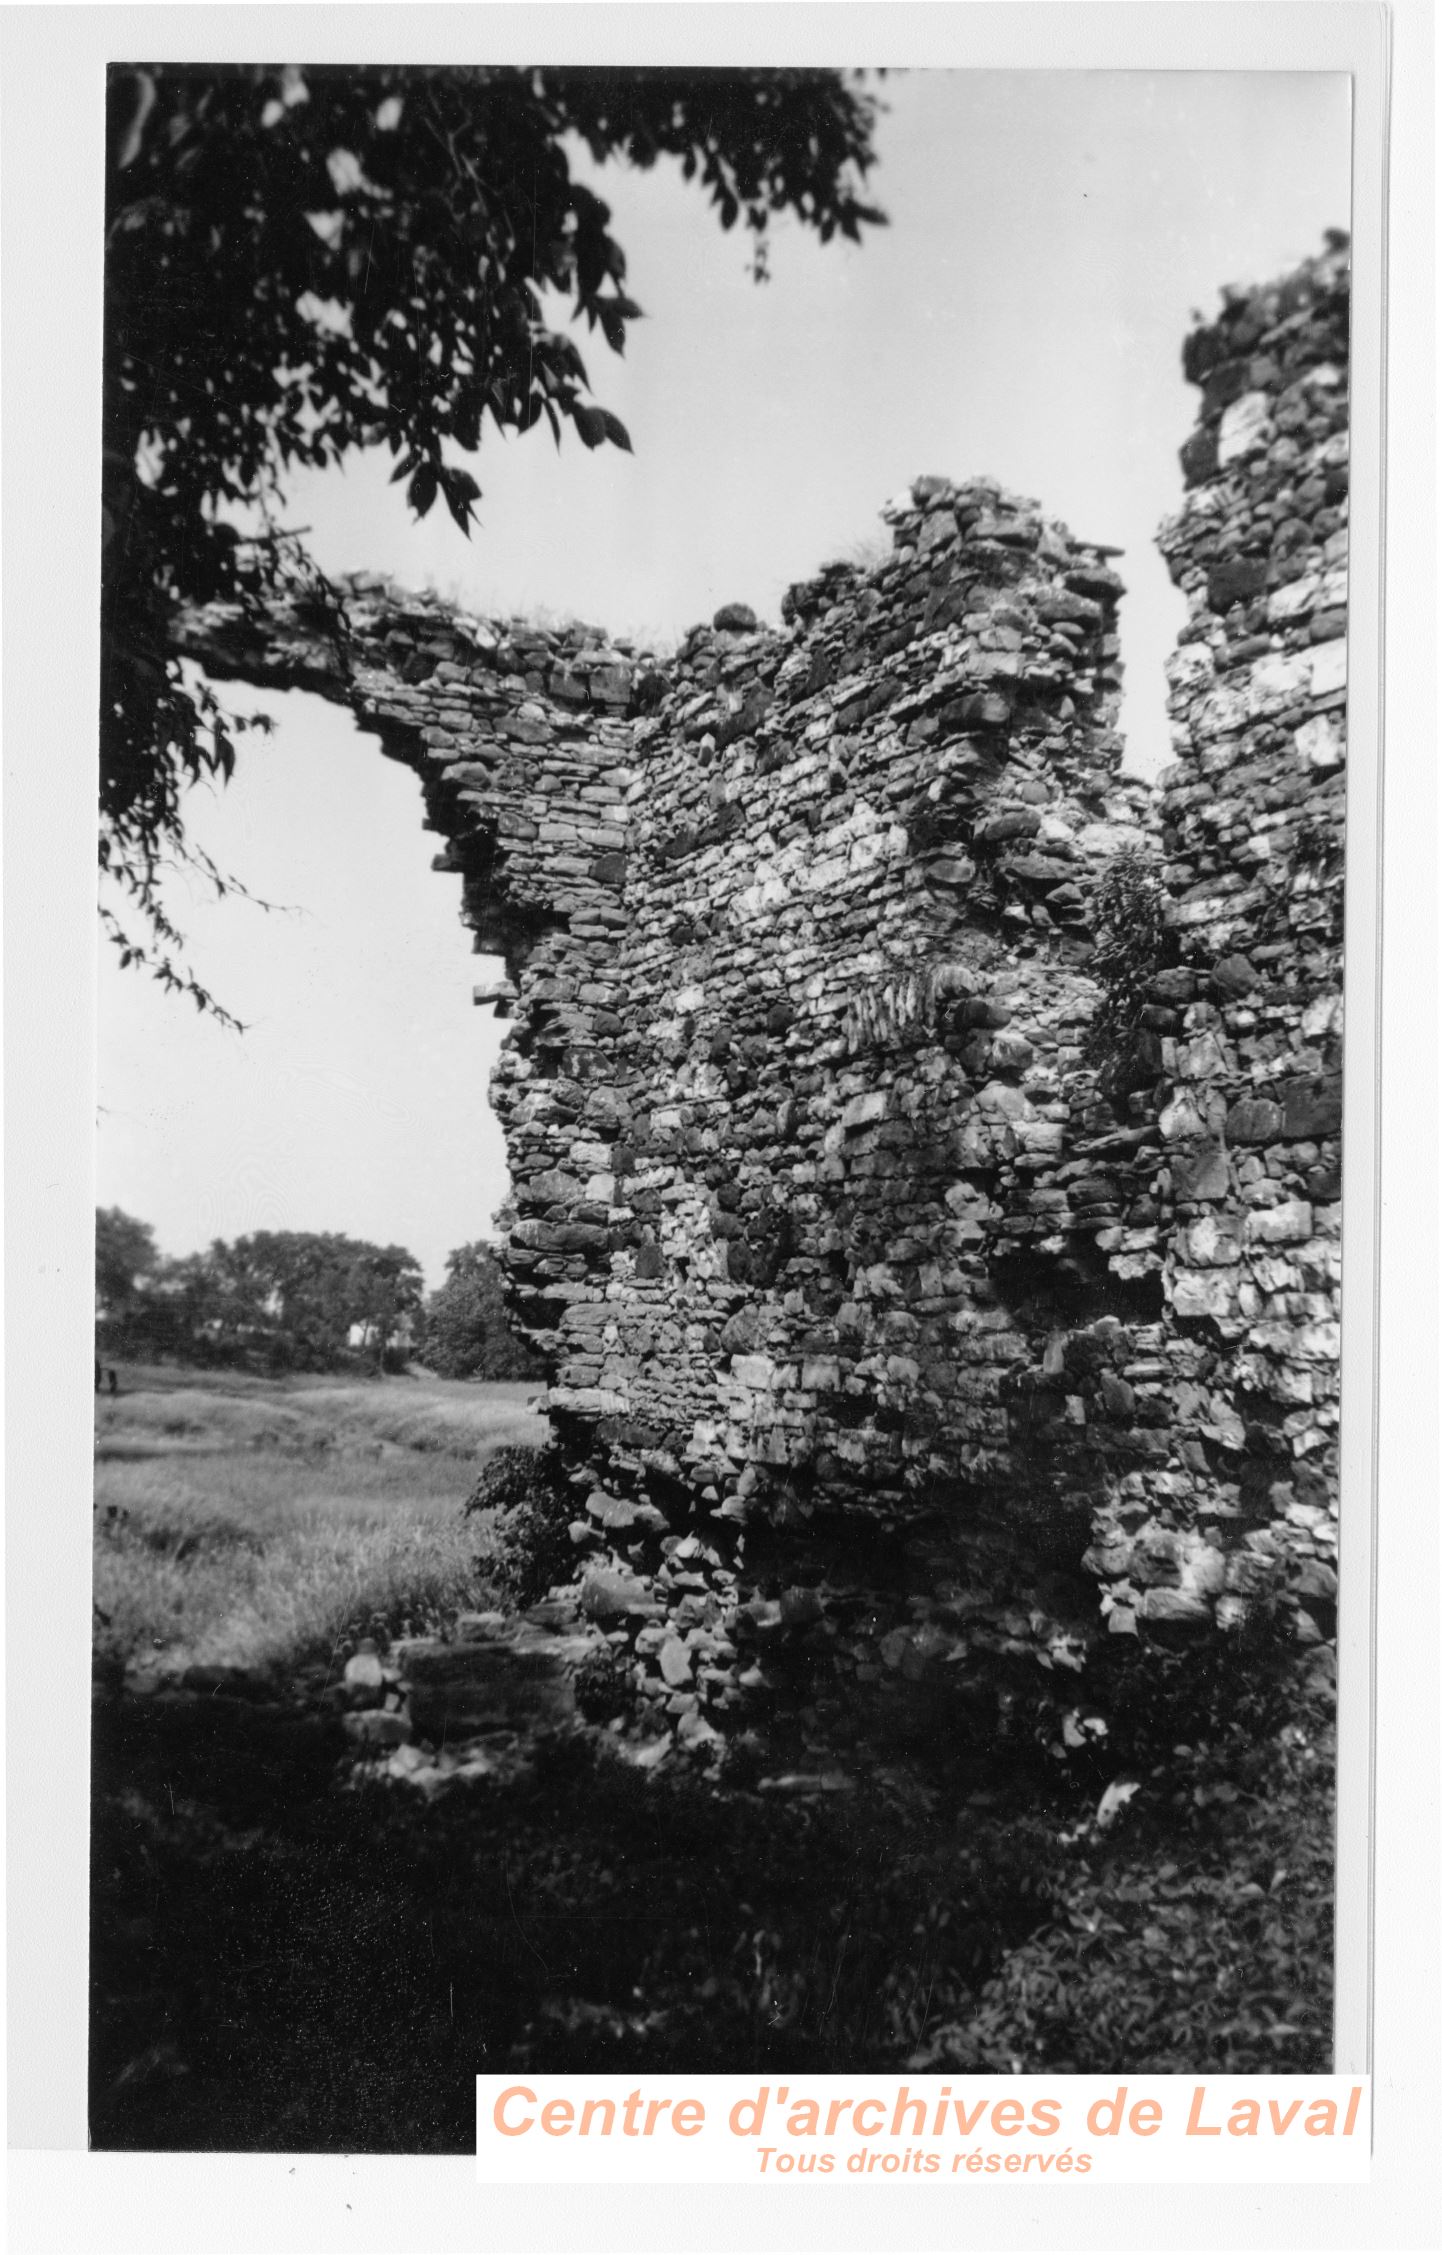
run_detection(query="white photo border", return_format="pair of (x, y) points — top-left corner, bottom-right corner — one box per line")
(3, 3), (1434, 2249)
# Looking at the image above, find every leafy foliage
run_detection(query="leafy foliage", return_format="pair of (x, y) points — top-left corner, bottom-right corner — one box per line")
(1082, 845), (1169, 1098)
(414, 1240), (543, 1381)
(464, 1442), (578, 1606)
(571, 1642), (633, 1728)
(101, 63), (884, 1010)
(911, 1595), (1334, 2074)
(95, 1206), (160, 1318)
(912, 1710), (1333, 2075)
(92, 1619), (1336, 2143)
(1076, 1600), (1304, 1776)
(95, 1213), (424, 1371)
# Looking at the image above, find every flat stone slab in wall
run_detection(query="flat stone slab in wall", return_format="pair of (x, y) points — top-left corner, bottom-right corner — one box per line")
(396, 1619), (586, 1742)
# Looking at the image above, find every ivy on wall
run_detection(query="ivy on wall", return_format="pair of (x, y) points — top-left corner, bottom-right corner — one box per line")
(1082, 846), (1169, 1100)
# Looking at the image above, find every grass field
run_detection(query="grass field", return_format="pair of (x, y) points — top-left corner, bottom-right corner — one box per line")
(93, 1364), (547, 1680)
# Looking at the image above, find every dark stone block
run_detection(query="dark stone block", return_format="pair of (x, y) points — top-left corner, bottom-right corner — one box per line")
(1207, 556), (1269, 611)
(1148, 969), (1199, 1003)
(953, 996), (1011, 1030)
(634, 669), (668, 711)
(1278, 1073), (1343, 1139)
(1180, 427), (1220, 487)
(1182, 321), (1226, 384)
(1200, 358), (1250, 417)
(974, 809), (1041, 845)
(923, 582), (971, 632)
(1170, 1142), (1231, 1200)
(1225, 1095), (1284, 1145)
(1065, 565), (1125, 602)
(1098, 1369), (1136, 1418)
(1210, 953), (1258, 997)
(401, 1631), (583, 1740)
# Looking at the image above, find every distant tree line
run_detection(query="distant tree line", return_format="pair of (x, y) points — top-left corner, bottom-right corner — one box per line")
(95, 1207), (539, 1379)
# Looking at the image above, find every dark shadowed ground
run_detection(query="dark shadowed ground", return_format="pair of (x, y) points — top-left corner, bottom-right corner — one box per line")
(90, 1368), (1333, 2152)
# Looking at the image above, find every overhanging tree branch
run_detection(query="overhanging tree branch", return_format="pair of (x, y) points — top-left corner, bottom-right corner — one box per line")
(101, 63), (886, 1020)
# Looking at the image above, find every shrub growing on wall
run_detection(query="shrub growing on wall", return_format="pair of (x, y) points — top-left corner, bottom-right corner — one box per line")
(1083, 846), (1169, 1099)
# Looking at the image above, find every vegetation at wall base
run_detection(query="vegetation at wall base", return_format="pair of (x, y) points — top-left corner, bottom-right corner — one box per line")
(465, 1442), (580, 1608)
(912, 1707), (1333, 2075)
(90, 1377), (1334, 2150)
(90, 1689), (1332, 2150)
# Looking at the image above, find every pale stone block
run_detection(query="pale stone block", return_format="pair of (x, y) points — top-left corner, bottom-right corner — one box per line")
(1294, 712), (1345, 772)
(1217, 390), (1272, 465)
(1165, 641), (1216, 691)
(1170, 1269), (1238, 1319)
(1267, 574), (1320, 624)
(730, 1354), (776, 1389)
(840, 1090), (889, 1129)
(1248, 649), (1313, 715)
(1182, 1215), (1243, 1267)
(1245, 1199), (1314, 1245)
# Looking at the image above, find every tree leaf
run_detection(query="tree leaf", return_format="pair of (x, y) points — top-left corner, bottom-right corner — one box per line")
(571, 400), (607, 450)
(598, 303), (628, 355)
(440, 465), (479, 534)
(408, 462), (438, 517)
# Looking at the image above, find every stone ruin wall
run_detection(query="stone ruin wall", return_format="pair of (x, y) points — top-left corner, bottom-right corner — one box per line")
(1106, 235), (1350, 1675)
(176, 241), (1348, 1747)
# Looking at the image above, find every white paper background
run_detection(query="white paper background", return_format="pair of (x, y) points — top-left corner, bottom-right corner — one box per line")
(4, 2), (1435, 2249)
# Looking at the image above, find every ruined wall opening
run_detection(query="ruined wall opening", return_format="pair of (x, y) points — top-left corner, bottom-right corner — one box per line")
(97, 670), (511, 1294)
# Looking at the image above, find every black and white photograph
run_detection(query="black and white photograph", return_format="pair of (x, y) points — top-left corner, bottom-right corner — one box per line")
(3, 5), (1437, 2243)
(84, 49), (1356, 2148)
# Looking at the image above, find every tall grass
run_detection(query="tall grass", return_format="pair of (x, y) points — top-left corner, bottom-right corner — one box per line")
(93, 1370), (545, 1679)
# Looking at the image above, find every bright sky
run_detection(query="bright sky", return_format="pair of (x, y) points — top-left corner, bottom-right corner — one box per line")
(97, 68), (1350, 1290)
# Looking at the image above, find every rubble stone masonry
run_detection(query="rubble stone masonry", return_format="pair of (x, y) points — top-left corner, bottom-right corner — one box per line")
(175, 242), (1347, 1746)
